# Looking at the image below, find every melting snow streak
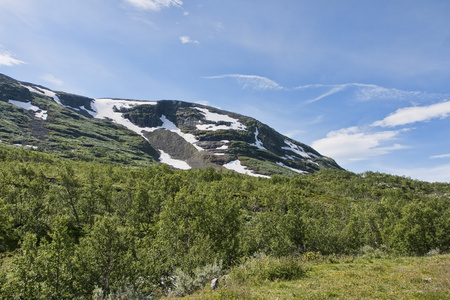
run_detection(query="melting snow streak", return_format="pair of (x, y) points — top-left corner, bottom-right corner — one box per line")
(223, 160), (270, 178)
(159, 150), (191, 170)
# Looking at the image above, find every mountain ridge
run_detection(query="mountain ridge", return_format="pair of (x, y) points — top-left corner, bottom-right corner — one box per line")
(0, 73), (342, 176)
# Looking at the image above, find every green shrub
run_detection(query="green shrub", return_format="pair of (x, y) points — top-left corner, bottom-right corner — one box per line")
(92, 285), (152, 300)
(229, 255), (305, 285)
(170, 260), (223, 297)
(301, 251), (323, 262)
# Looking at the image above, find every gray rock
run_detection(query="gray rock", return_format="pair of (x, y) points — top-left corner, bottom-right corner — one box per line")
(210, 278), (219, 290)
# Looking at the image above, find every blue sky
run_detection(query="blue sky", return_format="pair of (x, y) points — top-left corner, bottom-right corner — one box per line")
(1, 0), (450, 182)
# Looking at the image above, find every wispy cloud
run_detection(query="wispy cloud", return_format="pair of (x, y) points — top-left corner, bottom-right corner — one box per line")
(124, 0), (182, 12)
(294, 83), (445, 104)
(306, 85), (348, 103)
(284, 129), (305, 139)
(206, 74), (283, 90)
(0, 50), (25, 67)
(355, 85), (422, 101)
(215, 22), (224, 32)
(179, 36), (199, 44)
(372, 100), (450, 127)
(42, 74), (63, 86)
(312, 126), (407, 164)
(430, 153), (450, 159)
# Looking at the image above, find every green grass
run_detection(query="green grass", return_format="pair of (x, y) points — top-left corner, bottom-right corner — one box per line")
(180, 253), (450, 299)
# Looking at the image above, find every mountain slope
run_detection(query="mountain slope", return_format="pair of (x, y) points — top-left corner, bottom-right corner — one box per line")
(0, 73), (342, 176)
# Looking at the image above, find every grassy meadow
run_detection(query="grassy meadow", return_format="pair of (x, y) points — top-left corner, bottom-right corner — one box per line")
(181, 253), (450, 300)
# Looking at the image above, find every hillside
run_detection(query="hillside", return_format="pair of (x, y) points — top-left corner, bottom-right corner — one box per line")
(0, 73), (341, 176)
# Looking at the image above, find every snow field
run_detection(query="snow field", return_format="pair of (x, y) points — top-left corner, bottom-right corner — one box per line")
(158, 150), (191, 170)
(195, 107), (247, 131)
(223, 160), (270, 178)
(8, 100), (48, 120)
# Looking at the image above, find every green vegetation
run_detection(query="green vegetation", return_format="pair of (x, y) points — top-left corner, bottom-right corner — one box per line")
(0, 97), (159, 166)
(184, 253), (450, 299)
(0, 144), (449, 299)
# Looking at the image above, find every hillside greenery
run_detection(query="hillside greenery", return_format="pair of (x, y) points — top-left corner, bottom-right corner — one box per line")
(0, 144), (449, 299)
(0, 96), (159, 167)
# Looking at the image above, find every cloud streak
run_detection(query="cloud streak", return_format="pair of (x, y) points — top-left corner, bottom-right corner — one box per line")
(0, 51), (25, 67)
(372, 100), (450, 127)
(430, 153), (450, 159)
(311, 127), (407, 164)
(124, 0), (182, 12)
(292, 83), (449, 104)
(305, 85), (348, 103)
(42, 74), (63, 86)
(207, 77), (448, 104)
(206, 74), (283, 90)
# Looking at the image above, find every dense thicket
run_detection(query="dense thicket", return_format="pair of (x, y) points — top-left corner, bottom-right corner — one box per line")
(0, 145), (449, 298)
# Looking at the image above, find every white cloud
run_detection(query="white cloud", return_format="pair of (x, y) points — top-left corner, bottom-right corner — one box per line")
(206, 74), (283, 90)
(430, 153), (450, 159)
(42, 74), (63, 86)
(372, 100), (450, 127)
(0, 51), (25, 67)
(124, 0), (182, 12)
(179, 36), (199, 44)
(312, 126), (406, 164)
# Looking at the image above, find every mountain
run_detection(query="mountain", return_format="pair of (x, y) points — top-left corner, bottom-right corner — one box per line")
(0, 73), (342, 176)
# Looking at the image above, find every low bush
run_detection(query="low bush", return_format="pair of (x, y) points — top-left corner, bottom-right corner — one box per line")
(170, 260), (224, 297)
(229, 255), (305, 285)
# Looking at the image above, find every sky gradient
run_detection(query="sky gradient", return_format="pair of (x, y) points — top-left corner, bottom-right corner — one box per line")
(1, 0), (449, 182)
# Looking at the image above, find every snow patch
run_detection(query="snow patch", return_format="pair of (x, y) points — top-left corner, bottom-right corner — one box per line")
(150, 115), (203, 151)
(159, 150), (191, 170)
(223, 160), (270, 178)
(90, 98), (157, 142)
(89, 98), (157, 118)
(90, 99), (203, 151)
(23, 84), (62, 105)
(308, 159), (320, 166)
(276, 162), (308, 174)
(282, 140), (311, 158)
(23, 84), (95, 115)
(159, 115), (178, 130)
(251, 128), (266, 150)
(8, 100), (48, 120)
(216, 145), (229, 150)
(13, 144), (38, 149)
(195, 107), (247, 131)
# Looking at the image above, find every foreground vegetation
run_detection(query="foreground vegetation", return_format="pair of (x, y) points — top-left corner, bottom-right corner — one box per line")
(0, 144), (449, 299)
(184, 252), (450, 299)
